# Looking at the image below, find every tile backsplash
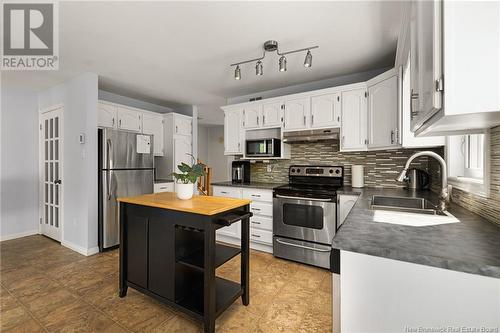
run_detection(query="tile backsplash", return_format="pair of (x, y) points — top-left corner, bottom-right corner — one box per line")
(250, 141), (443, 188)
(249, 130), (500, 225)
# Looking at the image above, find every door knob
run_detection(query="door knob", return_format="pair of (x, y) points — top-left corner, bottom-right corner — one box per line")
(54, 179), (62, 185)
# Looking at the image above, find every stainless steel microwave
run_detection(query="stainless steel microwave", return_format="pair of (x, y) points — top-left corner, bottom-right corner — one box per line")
(245, 138), (281, 157)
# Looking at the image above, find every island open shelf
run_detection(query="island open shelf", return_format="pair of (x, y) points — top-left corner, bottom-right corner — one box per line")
(117, 192), (252, 333)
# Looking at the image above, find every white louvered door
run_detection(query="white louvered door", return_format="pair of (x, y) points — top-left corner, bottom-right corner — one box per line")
(40, 107), (63, 241)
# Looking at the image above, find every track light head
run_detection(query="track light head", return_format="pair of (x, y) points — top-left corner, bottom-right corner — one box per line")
(304, 50), (312, 68)
(256, 61), (263, 76)
(279, 56), (287, 72)
(234, 65), (241, 80)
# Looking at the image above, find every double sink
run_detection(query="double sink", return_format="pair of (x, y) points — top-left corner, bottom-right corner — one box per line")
(369, 195), (459, 227)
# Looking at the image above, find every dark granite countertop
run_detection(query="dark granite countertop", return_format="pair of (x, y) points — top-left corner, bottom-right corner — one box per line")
(332, 187), (500, 279)
(154, 179), (174, 184)
(211, 181), (285, 190)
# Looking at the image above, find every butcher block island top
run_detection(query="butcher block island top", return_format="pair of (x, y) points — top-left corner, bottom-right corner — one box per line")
(117, 191), (251, 216)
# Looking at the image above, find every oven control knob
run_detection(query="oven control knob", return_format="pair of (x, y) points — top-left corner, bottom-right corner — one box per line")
(291, 168), (295, 173)
(335, 169), (341, 174)
(296, 169), (300, 173)
(329, 169), (334, 174)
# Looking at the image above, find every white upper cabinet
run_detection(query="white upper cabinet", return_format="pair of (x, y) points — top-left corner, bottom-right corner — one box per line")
(410, 0), (442, 131)
(367, 74), (399, 149)
(283, 97), (310, 131)
(98, 102), (117, 128)
(142, 113), (164, 156)
(174, 116), (192, 136)
(261, 102), (283, 128)
(118, 107), (142, 132)
(224, 108), (243, 155)
(242, 105), (262, 129)
(408, 0), (500, 135)
(341, 88), (367, 151)
(311, 93), (341, 128)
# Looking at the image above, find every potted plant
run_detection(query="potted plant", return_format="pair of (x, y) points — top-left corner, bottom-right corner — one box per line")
(171, 155), (206, 200)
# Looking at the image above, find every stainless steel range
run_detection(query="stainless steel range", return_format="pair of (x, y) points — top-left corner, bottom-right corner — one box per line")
(273, 165), (343, 269)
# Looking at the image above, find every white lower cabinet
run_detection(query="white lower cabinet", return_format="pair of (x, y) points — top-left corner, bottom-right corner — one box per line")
(213, 186), (273, 253)
(338, 194), (359, 226)
(153, 182), (174, 193)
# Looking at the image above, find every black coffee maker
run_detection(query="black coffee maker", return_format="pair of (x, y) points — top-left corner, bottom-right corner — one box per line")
(231, 161), (250, 183)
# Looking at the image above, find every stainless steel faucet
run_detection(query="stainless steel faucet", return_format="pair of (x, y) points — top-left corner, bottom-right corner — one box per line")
(396, 151), (451, 211)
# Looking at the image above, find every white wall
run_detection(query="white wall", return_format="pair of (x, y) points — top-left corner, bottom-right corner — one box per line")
(198, 125), (230, 182)
(38, 73), (99, 255)
(197, 125), (209, 163)
(0, 89), (40, 241)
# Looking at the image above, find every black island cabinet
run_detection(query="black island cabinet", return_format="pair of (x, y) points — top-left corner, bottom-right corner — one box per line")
(117, 192), (252, 333)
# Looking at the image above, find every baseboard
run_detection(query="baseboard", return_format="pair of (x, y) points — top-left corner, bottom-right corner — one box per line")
(61, 240), (99, 256)
(216, 234), (273, 254)
(0, 230), (39, 242)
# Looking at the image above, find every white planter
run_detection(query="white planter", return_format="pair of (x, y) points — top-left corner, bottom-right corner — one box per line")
(176, 182), (194, 200)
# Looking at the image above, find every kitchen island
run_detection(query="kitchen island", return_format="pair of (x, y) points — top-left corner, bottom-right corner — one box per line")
(117, 192), (252, 333)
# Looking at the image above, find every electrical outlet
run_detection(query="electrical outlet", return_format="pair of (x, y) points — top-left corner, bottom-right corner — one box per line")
(267, 164), (273, 173)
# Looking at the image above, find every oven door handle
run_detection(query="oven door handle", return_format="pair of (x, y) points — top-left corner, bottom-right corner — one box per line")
(275, 238), (332, 252)
(275, 194), (333, 202)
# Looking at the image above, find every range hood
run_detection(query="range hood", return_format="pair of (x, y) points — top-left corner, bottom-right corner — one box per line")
(282, 128), (340, 143)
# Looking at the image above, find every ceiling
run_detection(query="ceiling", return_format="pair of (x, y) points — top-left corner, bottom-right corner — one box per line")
(2, 1), (403, 125)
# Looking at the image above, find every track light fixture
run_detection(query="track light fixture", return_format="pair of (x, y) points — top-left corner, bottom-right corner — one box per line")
(234, 65), (241, 80)
(255, 60), (263, 76)
(279, 55), (287, 72)
(304, 50), (312, 68)
(230, 40), (318, 80)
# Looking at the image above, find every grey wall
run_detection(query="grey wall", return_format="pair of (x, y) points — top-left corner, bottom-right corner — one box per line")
(98, 90), (174, 114)
(450, 126), (500, 225)
(39, 73), (99, 253)
(0, 89), (40, 240)
(198, 125), (231, 182)
(227, 68), (388, 104)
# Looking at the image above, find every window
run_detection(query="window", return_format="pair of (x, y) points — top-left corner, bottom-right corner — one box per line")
(446, 131), (489, 197)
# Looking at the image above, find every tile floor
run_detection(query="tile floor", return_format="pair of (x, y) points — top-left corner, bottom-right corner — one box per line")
(0, 235), (332, 332)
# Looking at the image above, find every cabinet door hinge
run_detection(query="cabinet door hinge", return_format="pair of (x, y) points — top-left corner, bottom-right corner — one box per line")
(436, 76), (444, 92)
(39, 124), (42, 130)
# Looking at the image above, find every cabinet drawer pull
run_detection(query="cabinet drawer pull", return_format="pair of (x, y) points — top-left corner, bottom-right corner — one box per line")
(251, 194), (261, 198)
(220, 191), (229, 194)
(251, 234), (261, 238)
(251, 221), (261, 225)
(252, 208), (261, 211)
(391, 130), (395, 144)
(160, 187), (167, 189)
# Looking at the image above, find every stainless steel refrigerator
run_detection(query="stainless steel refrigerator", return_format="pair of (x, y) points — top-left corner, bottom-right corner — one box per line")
(98, 129), (154, 251)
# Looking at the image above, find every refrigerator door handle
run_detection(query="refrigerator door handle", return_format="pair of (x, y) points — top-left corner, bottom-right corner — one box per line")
(106, 171), (111, 200)
(106, 139), (112, 169)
